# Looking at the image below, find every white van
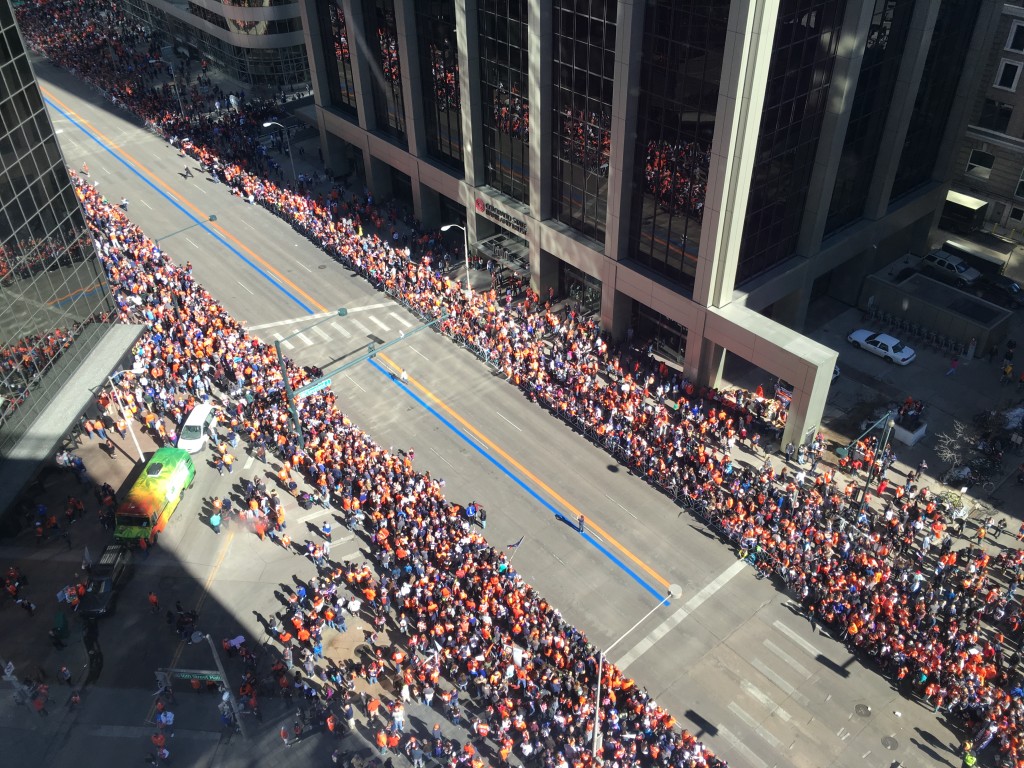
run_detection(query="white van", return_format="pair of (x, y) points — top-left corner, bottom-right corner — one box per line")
(176, 403), (217, 453)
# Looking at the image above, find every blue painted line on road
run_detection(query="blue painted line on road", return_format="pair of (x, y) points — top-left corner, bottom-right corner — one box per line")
(44, 96), (315, 315)
(367, 358), (664, 601)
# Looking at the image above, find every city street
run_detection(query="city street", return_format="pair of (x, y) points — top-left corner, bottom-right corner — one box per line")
(2, 53), (1015, 768)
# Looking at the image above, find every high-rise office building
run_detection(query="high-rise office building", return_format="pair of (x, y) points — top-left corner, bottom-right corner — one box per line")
(948, 1), (1024, 237)
(298, 0), (990, 446)
(121, 0), (309, 85)
(0, 0), (141, 515)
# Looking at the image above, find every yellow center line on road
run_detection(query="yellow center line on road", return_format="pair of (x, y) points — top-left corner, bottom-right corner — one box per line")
(41, 87), (328, 314)
(145, 527), (235, 724)
(379, 352), (671, 588)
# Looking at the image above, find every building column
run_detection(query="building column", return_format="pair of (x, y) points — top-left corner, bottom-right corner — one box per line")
(457, 0), (485, 187)
(527, 0), (552, 220)
(394, 0), (427, 158)
(342, 0), (376, 132)
(319, 126), (353, 178)
(795, 0), (876, 255)
(532, 250), (560, 302)
(689, 335), (726, 391)
(862, 0), (940, 218)
(782, 366), (832, 451)
(691, 0), (779, 309)
(365, 155), (394, 200)
(600, 286), (632, 343)
(298, 0), (330, 112)
(603, 0), (645, 261)
(415, 184), (442, 229)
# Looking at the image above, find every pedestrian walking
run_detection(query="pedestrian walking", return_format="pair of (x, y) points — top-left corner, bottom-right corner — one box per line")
(149, 592), (160, 613)
(158, 709), (175, 736)
(946, 357), (959, 376)
(280, 725), (291, 747)
(58, 665), (73, 685)
(577, 514), (585, 533)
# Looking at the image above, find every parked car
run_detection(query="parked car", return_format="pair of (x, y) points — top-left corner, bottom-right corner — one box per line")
(847, 329), (916, 365)
(78, 544), (134, 618)
(974, 274), (1024, 309)
(920, 250), (982, 288)
(176, 403), (217, 453)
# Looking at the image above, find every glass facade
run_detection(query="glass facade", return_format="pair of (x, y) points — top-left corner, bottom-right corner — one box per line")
(187, 2), (303, 33)
(550, 0), (616, 243)
(479, 0), (530, 203)
(629, 1), (728, 291)
(0, 0), (116, 454)
(320, 0), (357, 115)
(416, 0), (462, 170)
(889, 0), (981, 202)
(825, 0), (914, 235)
(738, 0), (846, 285)
(363, 0), (407, 145)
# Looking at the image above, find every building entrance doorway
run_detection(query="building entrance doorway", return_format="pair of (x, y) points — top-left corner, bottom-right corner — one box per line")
(559, 263), (601, 314)
(632, 302), (688, 361)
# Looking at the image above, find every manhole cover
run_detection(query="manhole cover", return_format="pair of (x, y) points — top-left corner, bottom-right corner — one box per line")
(881, 736), (899, 751)
(855, 704), (872, 717)
(318, 264), (327, 270)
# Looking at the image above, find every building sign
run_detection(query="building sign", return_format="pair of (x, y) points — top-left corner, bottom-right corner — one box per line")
(476, 198), (528, 235)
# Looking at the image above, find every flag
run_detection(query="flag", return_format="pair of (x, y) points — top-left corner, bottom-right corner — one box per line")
(507, 536), (524, 550)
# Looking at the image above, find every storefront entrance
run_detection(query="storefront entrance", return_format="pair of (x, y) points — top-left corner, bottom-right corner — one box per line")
(633, 302), (688, 361)
(559, 263), (601, 314)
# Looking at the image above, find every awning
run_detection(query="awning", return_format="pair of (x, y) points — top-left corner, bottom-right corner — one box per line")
(0, 323), (145, 518)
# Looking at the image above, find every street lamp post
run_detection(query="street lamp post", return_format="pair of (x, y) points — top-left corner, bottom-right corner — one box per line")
(155, 214), (217, 249)
(204, 634), (248, 739)
(440, 223), (472, 301)
(148, 60), (187, 119)
(273, 308), (348, 450)
(107, 370), (146, 464)
(591, 584), (682, 758)
(859, 412), (896, 506)
(263, 121), (297, 182)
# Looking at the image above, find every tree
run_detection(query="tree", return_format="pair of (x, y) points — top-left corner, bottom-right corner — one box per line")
(934, 420), (972, 471)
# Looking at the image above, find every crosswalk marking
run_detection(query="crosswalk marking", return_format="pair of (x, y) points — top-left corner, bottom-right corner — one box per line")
(332, 321), (352, 338)
(296, 332), (314, 347)
(389, 312), (413, 328)
(772, 620), (824, 657)
(727, 702), (785, 751)
(717, 725), (768, 768)
(750, 658), (812, 709)
(350, 319), (371, 335)
(312, 326), (331, 342)
(272, 333), (294, 350)
(763, 639), (813, 680)
(740, 680), (793, 723)
(369, 316), (390, 331)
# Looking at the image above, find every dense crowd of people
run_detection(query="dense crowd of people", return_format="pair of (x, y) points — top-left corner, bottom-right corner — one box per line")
(17, 0), (1024, 765)
(643, 140), (711, 220)
(492, 82), (530, 141)
(377, 25), (401, 86)
(558, 108), (611, 176)
(428, 42), (461, 112)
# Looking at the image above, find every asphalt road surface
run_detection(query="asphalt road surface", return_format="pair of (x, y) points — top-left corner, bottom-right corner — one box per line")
(31, 57), (966, 768)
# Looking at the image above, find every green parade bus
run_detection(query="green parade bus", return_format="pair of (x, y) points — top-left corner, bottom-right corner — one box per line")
(114, 447), (195, 546)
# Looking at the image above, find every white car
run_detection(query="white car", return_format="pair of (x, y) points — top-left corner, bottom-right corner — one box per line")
(847, 329), (916, 365)
(176, 403), (217, 453)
